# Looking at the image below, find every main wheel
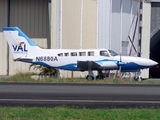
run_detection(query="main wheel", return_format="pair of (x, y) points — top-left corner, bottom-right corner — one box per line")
(86, 75), (94, 80)
(96, 75), (104, 80)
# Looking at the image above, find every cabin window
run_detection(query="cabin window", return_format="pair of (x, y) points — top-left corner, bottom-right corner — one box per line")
(64, 53), (69, 56)
(88, 51), (94, 56)
(71, 52), (77, 56)
(79, 52), (86, 56)
(58, 53), (63, 56)
(100, 51), (109, 57)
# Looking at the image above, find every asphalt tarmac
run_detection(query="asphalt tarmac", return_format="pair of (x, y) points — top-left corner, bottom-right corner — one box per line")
(0, 82), (160, 108)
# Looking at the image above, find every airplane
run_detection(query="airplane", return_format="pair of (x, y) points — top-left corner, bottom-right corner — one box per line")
(2, 27), (158, 80)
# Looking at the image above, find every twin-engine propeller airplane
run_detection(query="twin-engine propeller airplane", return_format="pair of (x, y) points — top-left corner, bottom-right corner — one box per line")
(2, 27), (158, 80)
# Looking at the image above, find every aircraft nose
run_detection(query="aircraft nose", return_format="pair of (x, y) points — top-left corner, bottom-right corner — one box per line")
(148, 59), (158, 66)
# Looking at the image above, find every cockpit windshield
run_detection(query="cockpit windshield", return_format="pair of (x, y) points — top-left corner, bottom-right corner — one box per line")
(100, 50), (110, 57)
(108, 50), (118, 56)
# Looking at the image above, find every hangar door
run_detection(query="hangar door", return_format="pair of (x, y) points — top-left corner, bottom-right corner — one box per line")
(150, 2), (160, 78)
(98, 0), (140, 56)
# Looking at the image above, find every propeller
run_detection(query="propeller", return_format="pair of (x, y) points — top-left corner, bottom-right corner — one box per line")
(115, 53), (122, 78)
(118, 53), (122, 77)
(117, 53), (126, 78)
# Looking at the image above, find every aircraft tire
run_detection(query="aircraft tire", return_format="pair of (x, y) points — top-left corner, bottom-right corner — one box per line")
(134, 76), (142, 81)
(96, 75), (104, 80)
(86, 75), (94, 80)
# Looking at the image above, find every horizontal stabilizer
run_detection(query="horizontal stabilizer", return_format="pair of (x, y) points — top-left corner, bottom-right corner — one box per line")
(14, 57), (33, 63)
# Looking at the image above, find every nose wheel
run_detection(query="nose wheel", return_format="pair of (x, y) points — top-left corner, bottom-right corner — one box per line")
(134, 72), (142, 81)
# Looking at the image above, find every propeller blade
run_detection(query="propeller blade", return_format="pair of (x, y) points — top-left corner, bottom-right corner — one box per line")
(118, 54), (122, 77)
(119, 66), (122, 77)
(120, 53), (122, 62)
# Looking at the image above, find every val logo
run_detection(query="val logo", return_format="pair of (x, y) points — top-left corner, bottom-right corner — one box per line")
(12, 42), (28, 52)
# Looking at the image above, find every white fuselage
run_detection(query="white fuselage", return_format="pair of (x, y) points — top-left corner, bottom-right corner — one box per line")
(30, 49), (157, 72)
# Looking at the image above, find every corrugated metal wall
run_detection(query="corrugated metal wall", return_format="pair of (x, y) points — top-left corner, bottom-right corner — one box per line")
(0, 0), (8, 75)
(10, 0), (49, 39)
(9, 0), (49, 75)
(0, 0), (49, 75)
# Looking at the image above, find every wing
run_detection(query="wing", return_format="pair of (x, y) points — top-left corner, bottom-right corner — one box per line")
(77, 61), (101, 71)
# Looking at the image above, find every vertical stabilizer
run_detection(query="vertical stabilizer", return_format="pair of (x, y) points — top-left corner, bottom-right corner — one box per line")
(2, 27), (41, 60)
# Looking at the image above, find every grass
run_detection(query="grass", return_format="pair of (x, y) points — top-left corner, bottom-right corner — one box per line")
(0, 72), (160, 84)
(0, 106), (160, 120)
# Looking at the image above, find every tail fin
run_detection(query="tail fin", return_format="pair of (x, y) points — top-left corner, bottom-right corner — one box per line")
(2, 27), (41, 60)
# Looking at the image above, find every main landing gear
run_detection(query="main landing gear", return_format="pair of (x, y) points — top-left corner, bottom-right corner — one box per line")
(86, 75), (94, 80)
(96, 70), (104, 80)
(86, 70), (104, 80)
(86, 61), (105, 80)
(86, 70), (94, 80)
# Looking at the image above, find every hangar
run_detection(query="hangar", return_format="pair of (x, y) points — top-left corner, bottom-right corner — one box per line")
(0, 0), (158, 78)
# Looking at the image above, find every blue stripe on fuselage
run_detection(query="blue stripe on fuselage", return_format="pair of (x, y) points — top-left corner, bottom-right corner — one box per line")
(32, 62), (79, 71)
